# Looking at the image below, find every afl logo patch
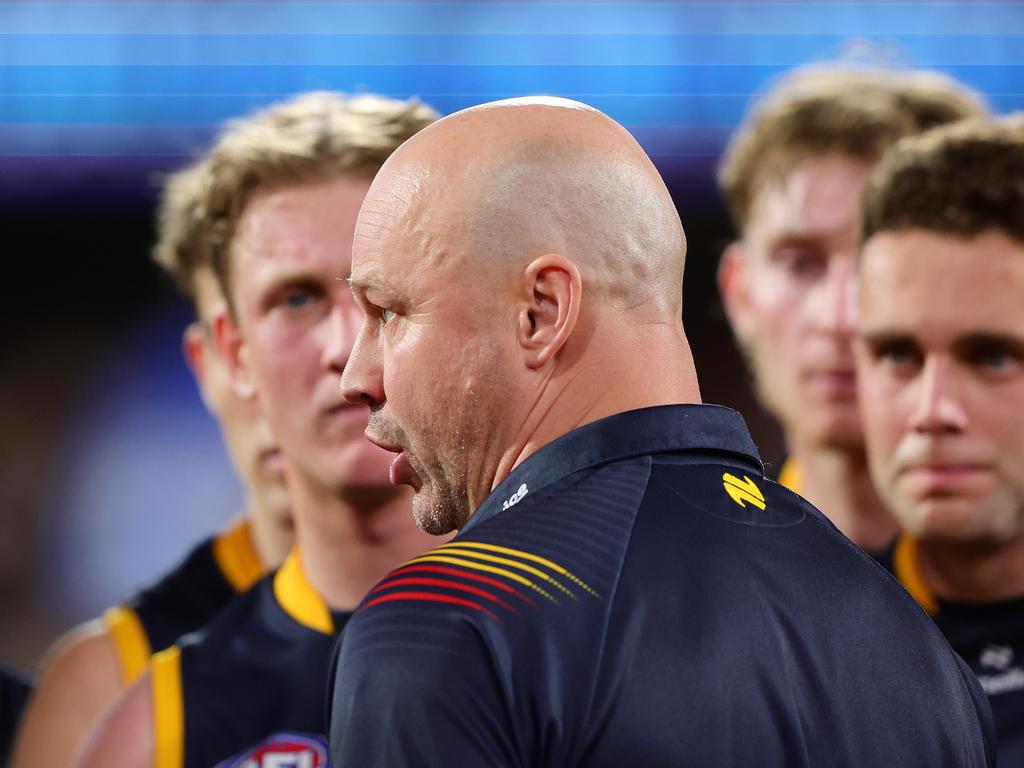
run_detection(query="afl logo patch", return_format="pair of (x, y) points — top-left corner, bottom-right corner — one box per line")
(217, 732), (328, 768)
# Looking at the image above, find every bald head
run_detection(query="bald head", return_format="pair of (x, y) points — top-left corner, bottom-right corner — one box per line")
(356, 97), (687, 318)
(343, 97), (700, 534)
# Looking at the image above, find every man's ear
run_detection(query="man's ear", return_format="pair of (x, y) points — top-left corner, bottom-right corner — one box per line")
(183, 322), (215, 411)
(213, 308), (257, 400)
(718, 241), (756, 341)
(516, 254), (582, 370)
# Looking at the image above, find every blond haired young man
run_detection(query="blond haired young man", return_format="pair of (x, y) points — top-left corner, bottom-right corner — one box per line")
(76, 91), (442, 768)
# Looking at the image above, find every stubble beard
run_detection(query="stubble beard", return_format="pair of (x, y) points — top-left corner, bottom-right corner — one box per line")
(412, 345), (506, 536)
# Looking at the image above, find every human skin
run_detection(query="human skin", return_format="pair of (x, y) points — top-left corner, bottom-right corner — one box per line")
(341, 98), (702, 535)
(857, 228), (1024, 601)
(718, 154), (896, 550)
(719, 154), (869, 452)
(10, 270), (293, 768)
(75, 173), (440, 768)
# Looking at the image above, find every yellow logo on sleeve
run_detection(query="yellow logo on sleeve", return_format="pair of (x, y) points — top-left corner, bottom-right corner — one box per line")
(722, 473), (766, 511)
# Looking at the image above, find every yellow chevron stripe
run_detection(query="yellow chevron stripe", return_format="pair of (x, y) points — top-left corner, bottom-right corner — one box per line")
(403, 554), (557, 603)
(437, 541), (600, 598)
(431, 546), (576, 599)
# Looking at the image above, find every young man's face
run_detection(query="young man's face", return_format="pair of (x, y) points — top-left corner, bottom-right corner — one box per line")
(856, 228), (1024, 545)
(188, 268), (290, 527)
(720, 154), (872, 451)
(227, 173), (399, 497)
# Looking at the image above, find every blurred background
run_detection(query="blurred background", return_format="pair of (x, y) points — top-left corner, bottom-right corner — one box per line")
(2, 0), (1023, 668)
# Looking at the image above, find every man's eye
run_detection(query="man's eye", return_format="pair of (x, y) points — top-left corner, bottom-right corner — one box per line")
(970, 347), (1020, 375)
(773, 248), (826, 278)
(283, 290), (312, 309)
(874, 343), (921, 374)
(380, 307), (396, 324)
(981, 352), (1011, 369)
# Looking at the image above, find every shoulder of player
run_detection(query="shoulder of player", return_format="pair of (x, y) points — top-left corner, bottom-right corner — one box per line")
(25, 619), (121, 714)
(74, 668), (155, 768)
(8, 619), (128, 768)
(41, 617), (119, 682)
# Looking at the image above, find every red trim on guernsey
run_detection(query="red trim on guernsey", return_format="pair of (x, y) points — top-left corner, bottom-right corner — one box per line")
(363, 591), (501, 623)
(387, 564), (536, 605)
(372, 577), (518, 615)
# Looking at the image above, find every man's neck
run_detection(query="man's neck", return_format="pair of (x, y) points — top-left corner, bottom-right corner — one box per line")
(245, 503), (294, 570)
(491, 324), (701, 505)
(788, 439), (897, 552)
(287, 469), (441, 612)
(917, 534), (1024, 604)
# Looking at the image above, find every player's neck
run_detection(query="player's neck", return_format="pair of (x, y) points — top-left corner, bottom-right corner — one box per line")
(244, 503), (294, 570)
(917, 534), (1024, 604)
(788, 440), (897, 552)
(287, 470), (439, 612)
(492, 324), (701, 503)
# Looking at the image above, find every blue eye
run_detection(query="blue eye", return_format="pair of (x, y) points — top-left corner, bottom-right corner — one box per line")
(284, 291), (311, 309)
(872, 342), (922, 375)
(380, 307), (396, 324)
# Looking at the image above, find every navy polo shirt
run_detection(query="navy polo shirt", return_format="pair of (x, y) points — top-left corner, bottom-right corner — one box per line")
(329, 404), (994, 767)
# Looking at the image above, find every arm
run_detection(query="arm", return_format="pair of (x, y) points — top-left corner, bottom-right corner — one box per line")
(10, 620), (124, 768)
(329, 613), (520, 767)
(74, 671), (154, 768)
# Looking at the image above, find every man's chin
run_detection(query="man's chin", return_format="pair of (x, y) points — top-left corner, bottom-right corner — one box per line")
(800, 412), (864, 453)
(412, 492), (466, 537)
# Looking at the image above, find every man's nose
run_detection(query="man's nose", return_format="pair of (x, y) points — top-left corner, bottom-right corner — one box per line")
(339, 321), (385, 408)
(810, 255), (857, 337)
(909, 356), (968, 435)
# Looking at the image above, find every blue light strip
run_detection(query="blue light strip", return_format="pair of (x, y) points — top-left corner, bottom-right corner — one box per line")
(5, 3), (1024, 36)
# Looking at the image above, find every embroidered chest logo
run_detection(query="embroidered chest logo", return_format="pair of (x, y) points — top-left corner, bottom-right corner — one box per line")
(977, 644), (1024, 696)
(502, 483), (529, 510)
(363, 540), (600, 623)
(217, 732), (328, 768)
(722, 473), (766, 511)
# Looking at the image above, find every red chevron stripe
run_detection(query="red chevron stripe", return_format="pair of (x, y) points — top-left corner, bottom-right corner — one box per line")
(388, 564), (536, 605)
(372, 577), (518, 615)
(363, 591), (500, 623)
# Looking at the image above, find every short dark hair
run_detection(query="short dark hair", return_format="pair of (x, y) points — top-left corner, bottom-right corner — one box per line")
(861, 115), (1024, 246)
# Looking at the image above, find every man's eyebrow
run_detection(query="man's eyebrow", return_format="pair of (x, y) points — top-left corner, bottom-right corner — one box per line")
(953, 332), (1024, 355)
(345, 274), (387, 296)
(857, 329), (915, 345)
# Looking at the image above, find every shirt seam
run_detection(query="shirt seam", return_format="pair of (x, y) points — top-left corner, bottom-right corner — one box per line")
(571, 454), (653, 765)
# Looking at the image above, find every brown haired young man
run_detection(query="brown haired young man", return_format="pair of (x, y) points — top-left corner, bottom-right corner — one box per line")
(75, 91), (442, 767)
(717, 66), (986, 551)
(857, 116), (1024, 764)
(12, 163), (295, 768)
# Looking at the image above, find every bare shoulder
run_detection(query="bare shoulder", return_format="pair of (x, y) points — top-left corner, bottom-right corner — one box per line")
(10, 619), (124, 768)
(73, 670), (154, 768)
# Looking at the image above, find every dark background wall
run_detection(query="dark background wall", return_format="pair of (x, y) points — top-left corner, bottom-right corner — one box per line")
(3, 0), (1023, 667)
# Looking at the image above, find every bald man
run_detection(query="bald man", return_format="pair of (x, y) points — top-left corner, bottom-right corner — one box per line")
(328, 97), (993, 766)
